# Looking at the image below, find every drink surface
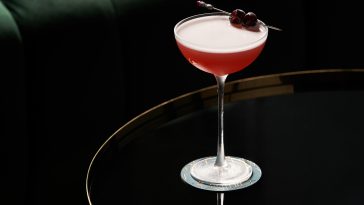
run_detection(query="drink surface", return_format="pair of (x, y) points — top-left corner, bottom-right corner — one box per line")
(175, 15), (268, 76)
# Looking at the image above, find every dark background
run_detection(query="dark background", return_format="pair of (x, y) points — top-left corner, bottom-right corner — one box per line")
(1, 0), (363, 204)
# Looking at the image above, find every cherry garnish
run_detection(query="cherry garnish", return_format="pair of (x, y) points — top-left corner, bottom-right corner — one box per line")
(242, 12), (258, 27)
(196, 1), (282, 31)
(229, 9), (246, 25)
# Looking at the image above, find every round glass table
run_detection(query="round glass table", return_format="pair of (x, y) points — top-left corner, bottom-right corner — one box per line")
(86, 69), (364, 205)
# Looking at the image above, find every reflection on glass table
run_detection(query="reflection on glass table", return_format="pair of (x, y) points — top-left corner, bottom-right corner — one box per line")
(86, 69), (364, 205)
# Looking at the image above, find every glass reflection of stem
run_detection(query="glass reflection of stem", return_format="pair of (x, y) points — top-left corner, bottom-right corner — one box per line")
(215, 75), (228, 167)
(217, 192), (224, 205)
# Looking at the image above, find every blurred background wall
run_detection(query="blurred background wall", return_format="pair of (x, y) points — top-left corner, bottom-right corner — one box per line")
(1, 0), (363, 204)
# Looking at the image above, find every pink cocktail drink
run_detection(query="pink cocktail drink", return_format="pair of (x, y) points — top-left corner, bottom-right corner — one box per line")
(175, 11), (269, 191)
(175, 15), (268, 76)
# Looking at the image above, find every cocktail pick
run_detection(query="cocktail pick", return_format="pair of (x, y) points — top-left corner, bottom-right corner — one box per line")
(196, 1), (282, 31)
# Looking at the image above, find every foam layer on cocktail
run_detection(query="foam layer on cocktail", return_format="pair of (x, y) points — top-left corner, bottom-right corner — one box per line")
(175, 15), (268, 53)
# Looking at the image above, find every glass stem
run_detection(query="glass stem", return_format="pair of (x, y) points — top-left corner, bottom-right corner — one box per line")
(217, 193), (224, 205)
(214, 75), (228, 167)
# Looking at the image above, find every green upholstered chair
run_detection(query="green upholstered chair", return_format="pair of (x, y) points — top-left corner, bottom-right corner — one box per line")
(1, 1), (209, 204)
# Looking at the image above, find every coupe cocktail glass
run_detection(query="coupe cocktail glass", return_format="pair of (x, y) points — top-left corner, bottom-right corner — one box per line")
(175, 12), (267, 190)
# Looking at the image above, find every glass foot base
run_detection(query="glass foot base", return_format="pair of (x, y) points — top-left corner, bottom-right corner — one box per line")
(191, 157), (252, 185)
(181, 156), (261, 191)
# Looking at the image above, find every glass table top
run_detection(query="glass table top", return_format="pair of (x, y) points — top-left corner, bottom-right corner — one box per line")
(86, 69), (364, 205)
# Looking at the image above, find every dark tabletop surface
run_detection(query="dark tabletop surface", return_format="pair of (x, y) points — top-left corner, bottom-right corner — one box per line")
(86, 69), (364, 205)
